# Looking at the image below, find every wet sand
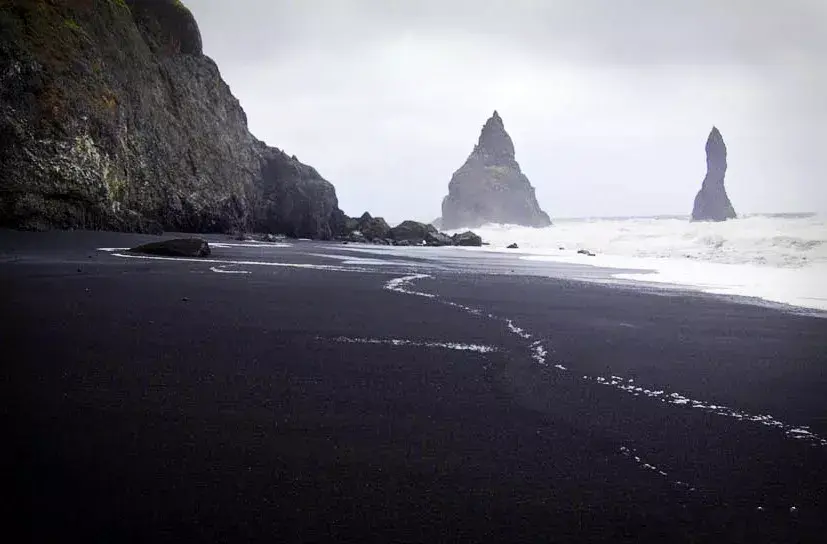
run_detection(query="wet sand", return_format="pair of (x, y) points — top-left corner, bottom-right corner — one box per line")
(2, 230), (826, 542)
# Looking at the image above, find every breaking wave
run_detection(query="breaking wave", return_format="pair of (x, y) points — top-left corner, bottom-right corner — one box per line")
(463, 213), (826, 268)
(450, 214), (827, 311)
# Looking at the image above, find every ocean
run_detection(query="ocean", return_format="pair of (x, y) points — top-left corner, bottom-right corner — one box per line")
(447, 213), (827, 312)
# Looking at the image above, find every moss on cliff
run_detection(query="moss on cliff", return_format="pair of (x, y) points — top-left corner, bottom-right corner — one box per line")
(0, 0), (344, 238)
(126, 0), (201, 56)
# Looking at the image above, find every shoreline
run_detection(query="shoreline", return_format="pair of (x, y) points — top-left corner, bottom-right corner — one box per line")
(2, 227), (825, 317)
(3, 229), (826, 541)
(452, 214), (827, 313)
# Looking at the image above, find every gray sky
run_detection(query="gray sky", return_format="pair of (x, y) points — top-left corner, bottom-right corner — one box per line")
(187, 0), (827, 223)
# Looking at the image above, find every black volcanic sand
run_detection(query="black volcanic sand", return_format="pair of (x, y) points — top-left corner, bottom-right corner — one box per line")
(2, 230), (826, 543)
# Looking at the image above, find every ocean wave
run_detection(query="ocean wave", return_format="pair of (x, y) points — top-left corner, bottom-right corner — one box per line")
(456, 214), (827, 269)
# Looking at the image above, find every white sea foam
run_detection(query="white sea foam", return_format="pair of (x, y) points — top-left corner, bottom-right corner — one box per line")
(384, 274), (435, 298)
(506, 319), (532, 339)
(104, 251), (368, 272)
(309, 253), (424, 266)
(330, 336), (497, 353)
(530, 341), (548, 366)
(209, 266), (251, 275)
(588, 375), (827, 448)
(211, 242), (292, 248)
(380, 265), (827, 449)
(450, 214), (827, 311)
(619, 446), (693, 489)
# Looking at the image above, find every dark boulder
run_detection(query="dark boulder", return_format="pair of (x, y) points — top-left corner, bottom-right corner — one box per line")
(426, 231), (454, 246)
(390, 220), (437, 243)
(691, 127), (737, 222)
(453, 231), (483, 247)
(440, 111), (551, 229)
(356, 212), (391, 241)
(130, 238), (211, 257)
(389, 220), (454, 246)
(507, 243), (519, 249)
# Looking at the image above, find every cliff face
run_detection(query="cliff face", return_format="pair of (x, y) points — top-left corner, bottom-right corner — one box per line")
(0, 0), (343, 238)
(691, 127), (737, 222)
(440, 111), (551, 230)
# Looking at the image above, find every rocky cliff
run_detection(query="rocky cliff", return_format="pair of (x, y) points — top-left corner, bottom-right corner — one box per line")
(691, 127), (737, 222)
(0, 0), (344, 238)
(440, 111), (551, 230)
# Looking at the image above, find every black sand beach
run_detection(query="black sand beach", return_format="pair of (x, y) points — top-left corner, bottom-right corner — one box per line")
(2, 230), (826, 543)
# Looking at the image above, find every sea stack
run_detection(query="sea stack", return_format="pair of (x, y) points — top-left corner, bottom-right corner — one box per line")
(440, 111), (551, 230)
(691, 127), (737, 222)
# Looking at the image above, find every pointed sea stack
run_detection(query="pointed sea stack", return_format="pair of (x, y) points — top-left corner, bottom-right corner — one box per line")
(440, 111), (551, 229)
(691, 127), (737, 222)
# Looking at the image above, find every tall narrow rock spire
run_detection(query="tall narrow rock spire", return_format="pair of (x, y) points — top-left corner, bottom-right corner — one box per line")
(691, 126), (737, 221)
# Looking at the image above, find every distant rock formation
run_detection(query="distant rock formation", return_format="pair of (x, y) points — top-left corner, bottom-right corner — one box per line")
(440, 111), (551, 230)
(0, 0), (343, 238)
(691, 127), (737, 222)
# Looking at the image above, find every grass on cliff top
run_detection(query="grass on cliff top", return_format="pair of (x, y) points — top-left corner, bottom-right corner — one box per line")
(0, 0), (139, 131)
(173, 0), (194, 18)
(0, 0), (135, 66)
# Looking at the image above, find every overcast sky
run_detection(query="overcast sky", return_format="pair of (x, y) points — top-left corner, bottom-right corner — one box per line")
(187, 0), (826, 223)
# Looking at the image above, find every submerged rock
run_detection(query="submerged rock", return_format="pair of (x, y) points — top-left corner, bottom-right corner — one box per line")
(440, 111), (551, 229)
(0, 0), (344, 238)
(453, 231), (483, 247)
(691, 127), (737, 222)
(130, 238), (211, 257)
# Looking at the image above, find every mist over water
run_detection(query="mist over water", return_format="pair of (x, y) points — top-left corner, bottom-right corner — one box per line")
(450, 213), (827, 311)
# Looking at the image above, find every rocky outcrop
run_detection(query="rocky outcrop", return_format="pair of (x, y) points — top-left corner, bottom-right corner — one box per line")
(691, 127), (737, 222)
(452, 231), (482, 247)
(0, 0), (343, 238)
(354, 212), (391, 241)
(440, 111), (551, 230)
(390, 221), (437, 243)
(340, 216), (476, 247)
(130, 238), (210, 257)
(388, 220), (452, 246)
